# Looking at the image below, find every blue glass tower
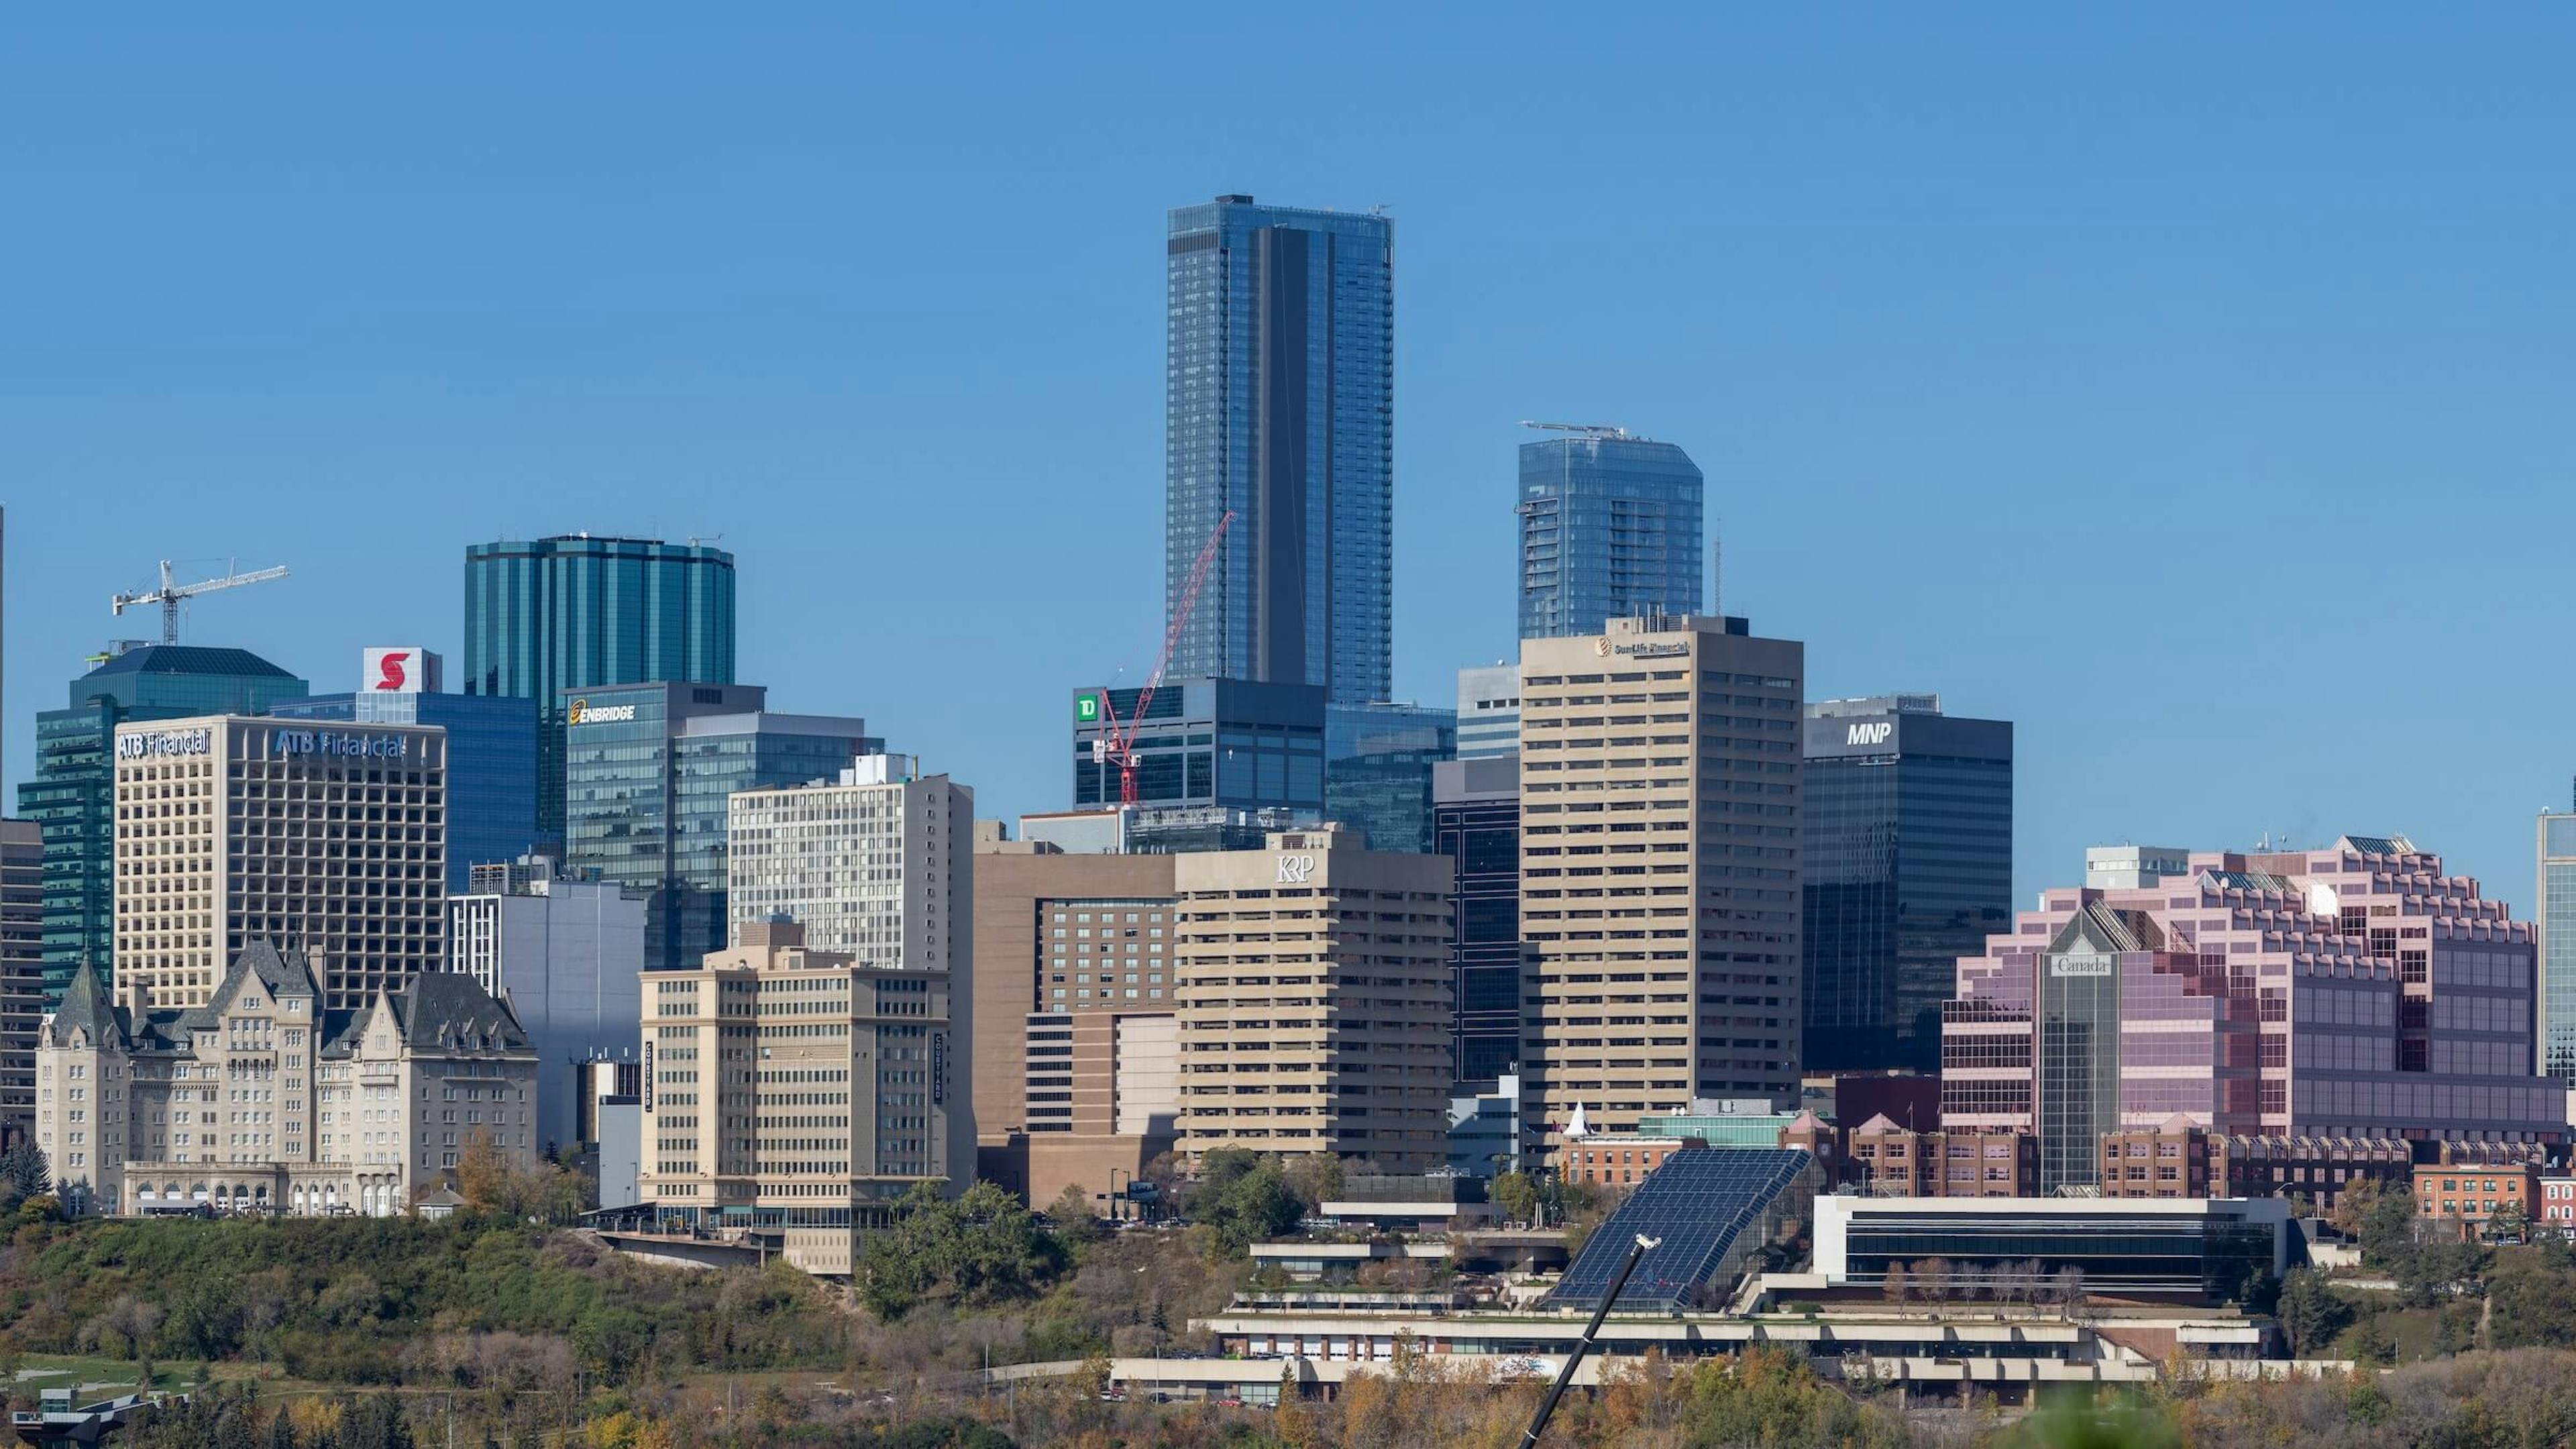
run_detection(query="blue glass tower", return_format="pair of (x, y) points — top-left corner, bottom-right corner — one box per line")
(1167, 195), (1393, 704)
(1517, 427), (1705, 639)
(270, 691), (539, 894)
(17, 645), (311, 1002)
(1324, 701), (1456, 855)
(462, 535), (736, 839)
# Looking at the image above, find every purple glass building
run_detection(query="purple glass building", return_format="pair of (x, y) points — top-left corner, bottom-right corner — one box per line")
(1941, 835), (2563, 1193)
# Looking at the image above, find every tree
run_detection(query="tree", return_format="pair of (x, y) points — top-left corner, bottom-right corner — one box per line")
(2489, 1199), (2534, 1244)
(1046, 1183), (1103, 1240)
(1279, 1152), (1344, 1211)
(0, 1143), (50, 1199)
(1881, 1263), (1911, 1304)
(2273, 1267), (2353, 1356)
(1491, 1171), (1540, 1226)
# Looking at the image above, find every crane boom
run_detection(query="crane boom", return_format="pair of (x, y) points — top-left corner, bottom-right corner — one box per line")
(1099, 511), (1234, 807)
(112, 559), (290, 645)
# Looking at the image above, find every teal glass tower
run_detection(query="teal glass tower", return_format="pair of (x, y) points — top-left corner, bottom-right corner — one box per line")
(16, 645), (311, 1003)
(1517, 427), (1705, 639)
(1167, 195), (1393, 704)
(462, 535), (736, 839)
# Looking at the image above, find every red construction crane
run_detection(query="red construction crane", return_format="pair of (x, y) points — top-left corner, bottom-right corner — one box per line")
(1097, 510), (1234, 807)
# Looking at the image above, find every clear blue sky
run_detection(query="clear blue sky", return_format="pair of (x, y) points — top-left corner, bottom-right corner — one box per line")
(5, 9), (2571, 906)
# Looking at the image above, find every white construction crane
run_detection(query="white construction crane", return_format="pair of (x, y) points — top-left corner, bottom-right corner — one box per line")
(112, 559), (290, 645)
(1519, 420), (1631, 439)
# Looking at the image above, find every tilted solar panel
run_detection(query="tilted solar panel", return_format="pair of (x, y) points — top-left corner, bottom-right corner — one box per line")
(1546, 1147), (1811, 1310)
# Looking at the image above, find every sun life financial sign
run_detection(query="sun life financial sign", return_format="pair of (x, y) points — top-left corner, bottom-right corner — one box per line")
(117, 727), (211, 761)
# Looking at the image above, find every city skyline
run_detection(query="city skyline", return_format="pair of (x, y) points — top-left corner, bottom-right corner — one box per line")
(8, 10), (2576, 912)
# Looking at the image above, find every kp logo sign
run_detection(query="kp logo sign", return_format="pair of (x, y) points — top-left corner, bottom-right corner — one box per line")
(1276, 855), (1316, 884)
(1845, 721), (1894, 747)
(361, 647), (433, 695)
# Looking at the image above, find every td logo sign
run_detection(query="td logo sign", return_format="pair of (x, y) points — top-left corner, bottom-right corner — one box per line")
(1076, 692), (1102, 724)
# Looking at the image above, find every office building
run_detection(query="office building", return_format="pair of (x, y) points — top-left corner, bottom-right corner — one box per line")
(1071, 677), (1326, 821)
(1165, 195), (1393, 705)
(1941, 836), (2565, 1195)
(1433, 755), (1521, 1089)
(1323, 700), (1455, 854)
(1517, 427), (1704, 640)
(462, 535), (736, 839)
(113, 716), (446, 1014)
(1519, 614), (1805, 1149)
(0, 821), (38, 1138)
(2086, 844), (2192, 891)
(38, 942), (537, 1218)
(578, 1055), (645, 1209)
(1448, 1071), (1523, 1178)
(447, 862), (649, 1153)
(273, 649), (539, 893)
(967, 838), (1171, 1152)
(561, 682), (876, 973)
(1172, 827), (1452, 1172)
(1455, 663), (1520, 761)
(726, 756), (971, 969)
(19, 644), (311, 1002)
(2538, 808), (2576, 1085)
(1018, 1003), (1180, 1212)
(638, 918), (969, 1277)
(1801, 695), (2012, 1074)
(1811, 1195), (2291, 1304)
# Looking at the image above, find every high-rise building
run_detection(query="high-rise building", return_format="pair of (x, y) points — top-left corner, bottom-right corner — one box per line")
(1434, 755), (1521, 1089)
(447, 863), (649, 1153)
(725, 755), (972, 967)
(1456, 663), (1521, 761)
(1166, 195), (1393, 705)
(2538, 810), (2576, 1085)
(1071, 678), (1326, 819)
(637, 918), (970, 1277)
(462, 535), (736, 839)
(1517, 428), (1704, 640)
(38, 943), (538, 1218)
(1519, 614), (1805, 1149)
(112, 716), (447, 1014)
(1324, 700), (1456, 855)
(1801, 695), (2012, 1075)
(272, 649), (539, 893)
(561, 682), (876, 973)
(0, 820), (40, 1138)
(19, 644), (311, 1002)
(1941, 837), (2565, 1195)
(1173, 826), (1452, 1171)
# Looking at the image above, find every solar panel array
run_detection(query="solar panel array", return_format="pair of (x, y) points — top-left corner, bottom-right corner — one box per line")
(1546, 1147), (1811, 1310)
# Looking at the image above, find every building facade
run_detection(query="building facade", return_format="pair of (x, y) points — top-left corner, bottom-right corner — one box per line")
(37, 942), (537, 1218)
(1019, 1003), (1179, 1211)
(1166, 195), (1393, 705)
(273, 649), (539, 893)
(113, 716), (446, 1014)
(1943, 836), (2565, 1194)
(1433, 755), (1521, 1089)
(637, 918), (970, 1277)
(1172, 828), (1452, 1171)
(462, 535), (737, 839)
(1323, 700), (1456, 855)
(1455, 663), (1521, 761)
(1518, 614), (1805, 1150)
(0, 820), (38, 1138)
(561, 682), (876, 973)
(447, 864), (648, 1153)
(725, 756), (971, 967)
(19, 645), (311, 1002)
(1801, 696), (2012, 1075)
(2538, 810), (2576, 1085)
(1071, 677), (1326, 823)
(1517, 427), (1704, 639)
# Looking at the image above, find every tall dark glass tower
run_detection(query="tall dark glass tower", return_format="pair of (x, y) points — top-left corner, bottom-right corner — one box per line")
(17, 644), (310, 1003)
(1434, 755), (1521, 1089)
(1166, 195), (1393, 704)
(1801, 696), (2012, 1075)
(462, 535), (735, 839)
(1517, 427), (1703, 639)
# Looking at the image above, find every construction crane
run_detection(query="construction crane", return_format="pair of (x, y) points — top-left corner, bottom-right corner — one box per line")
(112, 559), (290, 645)
(1518, 1233), (1662, 1448)
(1519, 420), (1630, 439)
(1095, 511), (1234, 807)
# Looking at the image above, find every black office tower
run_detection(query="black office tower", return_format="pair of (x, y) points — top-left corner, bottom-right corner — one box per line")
(1802, 696), (2012, 1074)
(1434, 756), (1521, 1088)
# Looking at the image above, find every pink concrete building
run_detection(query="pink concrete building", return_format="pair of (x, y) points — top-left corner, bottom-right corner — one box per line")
(1941, 835), (2562, 1193)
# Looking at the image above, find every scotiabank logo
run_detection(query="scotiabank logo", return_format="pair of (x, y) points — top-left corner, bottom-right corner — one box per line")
(373, 651), (411, 691)
(360, 647), (431, 694)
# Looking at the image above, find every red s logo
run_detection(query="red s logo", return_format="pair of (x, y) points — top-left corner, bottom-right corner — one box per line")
(374, 652), (410, 691)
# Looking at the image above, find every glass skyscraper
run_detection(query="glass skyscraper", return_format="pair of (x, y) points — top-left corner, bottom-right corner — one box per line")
(1324, 700), (1456, 855)
(270, 690), (539, 894)
(1517, 427), (1705, 639)
(1801, 696), (2013, 1074)
(17, 645), (311, 1003)
(561, 682), (877, 972)
(1167, 195), (1393, 704)
(1434, 756), (1521, 1089)
(2537, 809), (2576, 1085)
(462, 535), (736, 839)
